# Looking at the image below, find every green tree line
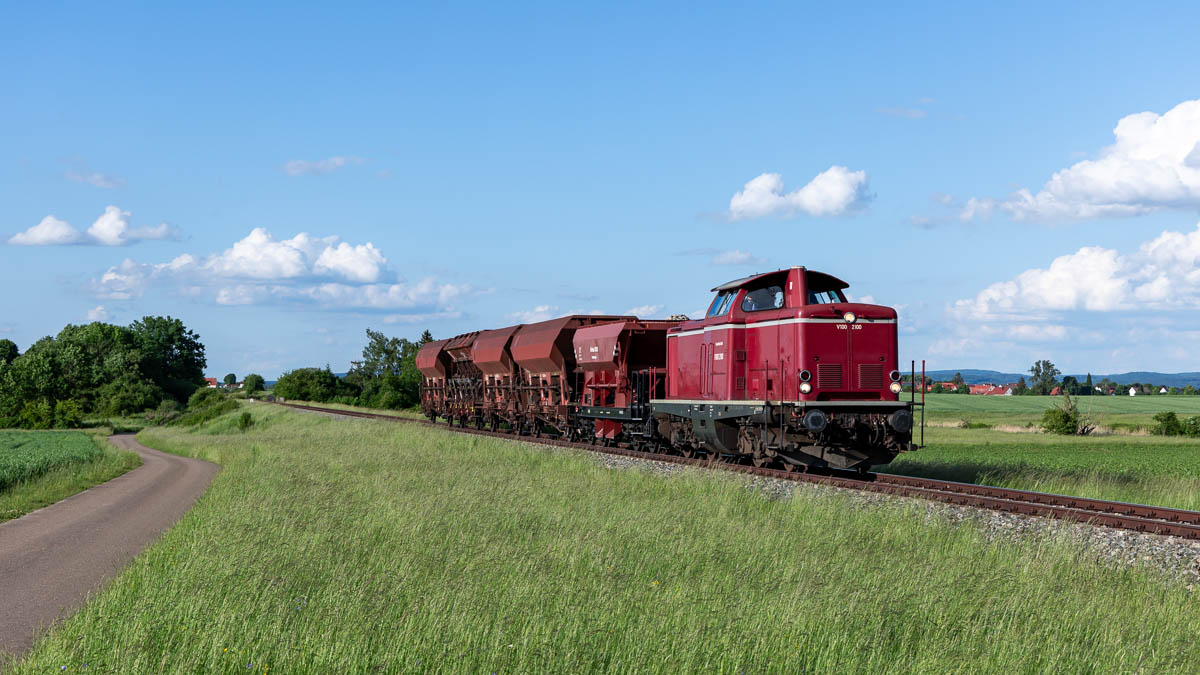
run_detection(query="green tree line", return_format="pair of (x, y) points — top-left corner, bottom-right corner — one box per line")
(0, 317), (207, 429)
(272, 329), (433, 410)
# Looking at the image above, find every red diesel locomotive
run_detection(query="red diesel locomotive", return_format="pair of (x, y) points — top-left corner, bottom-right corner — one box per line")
(417, 267), (918, 470)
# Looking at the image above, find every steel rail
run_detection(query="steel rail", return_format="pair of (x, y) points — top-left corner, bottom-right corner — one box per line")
(273, 401), (1200, 540)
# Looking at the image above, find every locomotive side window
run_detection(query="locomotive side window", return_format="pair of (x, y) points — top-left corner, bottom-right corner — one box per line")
(742, 285), (784, 312)
(806, 289), (846, 304)
(706, 291), (736, 318)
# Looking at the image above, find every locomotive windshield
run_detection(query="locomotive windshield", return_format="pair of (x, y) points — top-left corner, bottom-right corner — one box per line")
(705, 290), (736, 318)
(807, 289), (846, 304)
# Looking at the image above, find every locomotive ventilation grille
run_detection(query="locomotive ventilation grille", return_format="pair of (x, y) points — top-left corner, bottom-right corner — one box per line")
(858, 364), (883, 390)
(817, 363), (843, 389)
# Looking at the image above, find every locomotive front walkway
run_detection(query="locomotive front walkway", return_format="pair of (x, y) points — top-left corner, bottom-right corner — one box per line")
(0, 434), (218, 660)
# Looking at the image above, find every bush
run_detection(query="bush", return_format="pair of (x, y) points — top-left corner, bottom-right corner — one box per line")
(243, 373), (265, 393)
(97, 374), (163, 416)
(1151, 411), (1183, 436)
(188, 387), (226, 408)
(173, 399), (238, 427)
(1184, 416), (1200, 438)
(1040, 394), (1094, 436)
(19, 400), (53, 430)
(273, 367), (357, 402)
(53, 399), (83, 428)
(238, 411), (254, 431)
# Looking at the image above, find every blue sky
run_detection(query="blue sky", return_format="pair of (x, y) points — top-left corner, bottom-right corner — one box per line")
(4, 2), (1200, 378)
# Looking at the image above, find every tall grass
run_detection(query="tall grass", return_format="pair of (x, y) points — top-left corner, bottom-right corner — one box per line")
(9, 406), (1200, 672)
(889, 426), (1200, 509)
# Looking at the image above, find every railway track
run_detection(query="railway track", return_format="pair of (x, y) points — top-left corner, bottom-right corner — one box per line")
(274, 401), (1200, 541)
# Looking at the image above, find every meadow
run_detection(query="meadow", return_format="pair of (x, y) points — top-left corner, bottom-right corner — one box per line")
(919, 392), (1200, 430)
(0, 431), (141, 522)
(10, 404), (1200, 672)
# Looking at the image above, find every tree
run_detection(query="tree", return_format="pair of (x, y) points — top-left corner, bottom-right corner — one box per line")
(129, 316), (207, 402)
(951, 372), (965, 388)
(1028, 360), (1061, 396)
(1014, 377), (1029, 395)
(1082, 373), (1093, 396)
(224, 373), (237, 387)
(244, 373), (265, 393)
(0, 339), (17, 366)
(932, 383), (945, 394)
(1185, 384), (1197, 396)
(1061, 375), (1079, 396)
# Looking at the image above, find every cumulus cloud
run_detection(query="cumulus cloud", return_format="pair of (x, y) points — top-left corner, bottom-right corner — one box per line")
(8, 206), (180, 246)
(626, 304), (664, 318)
(282, 156), (366, 176)
(508, 305), (560, 323)
(9, 216), (85, 245)
(89, 228), (472, 320)
(86, 305), (110, 321)
(942, 221), (1200, 355)
(728, 166), (872, 220)
(959, 98), (1200, 222)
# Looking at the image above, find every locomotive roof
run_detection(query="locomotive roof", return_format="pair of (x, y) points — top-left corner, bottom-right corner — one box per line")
(710, 267), (849, 292)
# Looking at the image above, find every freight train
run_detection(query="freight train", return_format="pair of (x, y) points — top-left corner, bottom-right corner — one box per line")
(417, 267), (920, 470)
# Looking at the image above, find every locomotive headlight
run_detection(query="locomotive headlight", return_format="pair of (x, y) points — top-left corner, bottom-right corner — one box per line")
(799, 381), (812, 394)
(889, 381), (903, 394)
(843, 311), (857, 324)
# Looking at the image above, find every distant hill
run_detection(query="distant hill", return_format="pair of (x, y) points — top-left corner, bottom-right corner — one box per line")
(925, 369), (1200, 388)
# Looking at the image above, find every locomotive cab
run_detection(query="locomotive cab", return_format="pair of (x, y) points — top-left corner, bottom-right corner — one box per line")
(653, 267), (917, 471)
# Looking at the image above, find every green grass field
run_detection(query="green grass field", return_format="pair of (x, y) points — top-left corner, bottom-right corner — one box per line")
(0, 432), (142, 522)
(920, 392), (1200, 430)
(10, 405), (1200, 672)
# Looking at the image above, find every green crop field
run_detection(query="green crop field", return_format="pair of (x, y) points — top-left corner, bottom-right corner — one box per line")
(0, 431), (142, 523)
(919, 392), (1200, 429)
(10, 405), (1200, 672)
(0, 431), (101, 490)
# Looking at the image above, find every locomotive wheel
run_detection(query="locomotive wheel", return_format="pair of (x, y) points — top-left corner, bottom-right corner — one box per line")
(680, 445), (696, 459)
(780, 462), (799, 473)
(751, 455), (770, 468)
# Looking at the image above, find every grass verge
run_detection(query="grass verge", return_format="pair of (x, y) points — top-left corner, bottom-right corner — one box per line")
(9, 405), (1200, 672)
(888, 425), (1200, 509)
(0, 433), (142, 523)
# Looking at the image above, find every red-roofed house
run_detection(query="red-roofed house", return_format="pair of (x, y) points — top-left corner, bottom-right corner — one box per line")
(204, 377), (218, 388)
(1049, 386), (1063, 396)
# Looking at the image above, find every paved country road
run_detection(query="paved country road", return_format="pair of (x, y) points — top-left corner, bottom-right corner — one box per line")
(0, 434), (218, 661)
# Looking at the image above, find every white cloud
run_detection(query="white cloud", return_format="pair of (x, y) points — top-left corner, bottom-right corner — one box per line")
(86, 305), (110, 321)
(7, 206), (179, 246)
(626, 304), (664, 318)
(89, 229), (471, 320)
(942, 221), (1200, 358)
(729, 166), (872, 220)
(9, 215), (85, 245)
(508, 305), (560, 323)
(313, 242), (386, 283)
(66, 170), (125, 188)
(283, 156), (366, 176)
(383, 310), (463, 324)
(961, 98), (1200, 222)
(711, 249), (767, 266)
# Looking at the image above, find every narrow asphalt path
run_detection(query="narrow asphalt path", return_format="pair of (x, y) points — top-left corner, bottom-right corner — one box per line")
(0, 434), (218, 660)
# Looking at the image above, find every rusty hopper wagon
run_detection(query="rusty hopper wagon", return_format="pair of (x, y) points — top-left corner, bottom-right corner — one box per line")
(417, 267), (919, 471)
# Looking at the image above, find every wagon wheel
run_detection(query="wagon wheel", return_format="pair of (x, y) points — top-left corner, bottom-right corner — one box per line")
(751, 454), (770, 468)
(779, 462), (799, 473)
(489, 417), (498, 432)
(680, 445), (697, 459)
(475, 417), (484, 430)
